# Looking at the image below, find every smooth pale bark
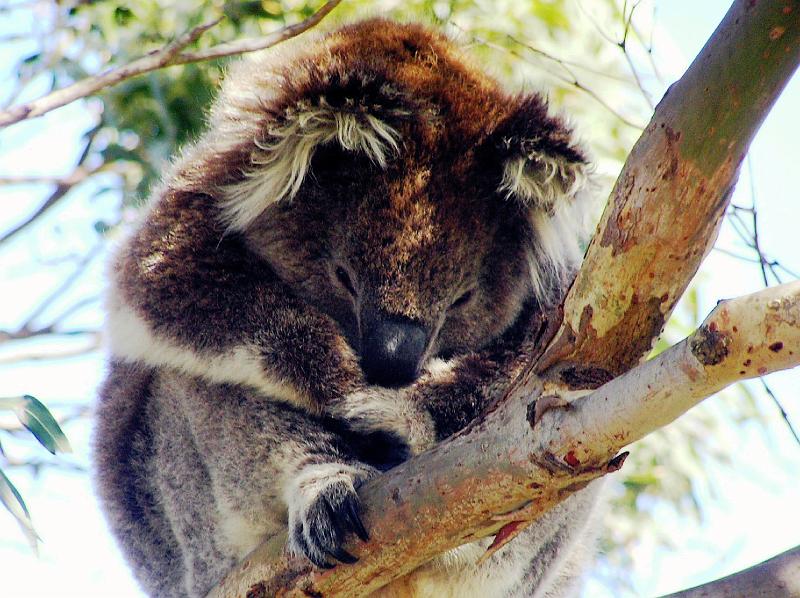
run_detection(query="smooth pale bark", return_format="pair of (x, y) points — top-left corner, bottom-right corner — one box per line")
(209, 283), (800, 597)
(208, 1), (800, 595)
(661, 545), (800, 598)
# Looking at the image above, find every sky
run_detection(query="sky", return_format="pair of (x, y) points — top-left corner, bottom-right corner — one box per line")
(0, 1), (798, 597)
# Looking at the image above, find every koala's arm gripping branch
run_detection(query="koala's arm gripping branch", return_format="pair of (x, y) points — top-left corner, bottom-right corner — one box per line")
(537, 0), (800, 380)
(208, 282), (800, 597)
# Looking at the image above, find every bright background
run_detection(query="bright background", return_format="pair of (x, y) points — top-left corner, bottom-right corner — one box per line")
(0, 1), (797, 596)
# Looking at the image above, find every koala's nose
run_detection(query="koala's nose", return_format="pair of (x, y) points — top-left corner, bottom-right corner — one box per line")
(361, 317), (427, 387)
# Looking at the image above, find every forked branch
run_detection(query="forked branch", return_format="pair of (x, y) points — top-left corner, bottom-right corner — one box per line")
(210, 282), (800, 597)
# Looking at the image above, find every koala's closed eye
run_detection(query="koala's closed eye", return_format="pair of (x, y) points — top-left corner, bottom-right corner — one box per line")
(450, 288), (475, 310)
(333, 265), (358, 298)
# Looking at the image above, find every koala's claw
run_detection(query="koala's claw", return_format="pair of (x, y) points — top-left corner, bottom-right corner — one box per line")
(293, 524), (335, 569)
(288, 467), (373, 569)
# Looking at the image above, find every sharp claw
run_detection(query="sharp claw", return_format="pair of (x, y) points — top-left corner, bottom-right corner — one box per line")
(295, 523), (334, 570)
(305, 543), (334, 570)
(328, 547), (358, 564)
(346, 499), (370, 542)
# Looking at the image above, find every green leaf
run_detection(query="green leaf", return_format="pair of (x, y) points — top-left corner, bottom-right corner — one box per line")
(114, 6), (135, 26)
(0, 468), (40, 553)
(0, 395), (72, 455)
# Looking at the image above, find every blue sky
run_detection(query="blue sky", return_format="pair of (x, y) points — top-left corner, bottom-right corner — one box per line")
(0, 1), (798, 597)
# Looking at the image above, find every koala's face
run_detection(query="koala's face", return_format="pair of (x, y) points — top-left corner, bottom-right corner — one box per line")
(216, 19), (589, 387)
(246, 143), (534, 387)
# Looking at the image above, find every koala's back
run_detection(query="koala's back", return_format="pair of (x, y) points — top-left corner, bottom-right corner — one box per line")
(94, 362), (184, 596)
(94, 362), (235, 597)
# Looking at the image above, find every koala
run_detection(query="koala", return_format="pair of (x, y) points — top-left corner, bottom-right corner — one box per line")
(93, 18), (600, 598)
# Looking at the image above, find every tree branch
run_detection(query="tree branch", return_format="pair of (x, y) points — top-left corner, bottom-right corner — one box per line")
(537, 0), (800, 379)
(661, 545), (800, 598)
(0, 0), (342, 128)
(210, 281), (800, 598)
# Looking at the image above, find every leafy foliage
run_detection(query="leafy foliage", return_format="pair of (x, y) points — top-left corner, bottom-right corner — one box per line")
(0, 395), (71, 551)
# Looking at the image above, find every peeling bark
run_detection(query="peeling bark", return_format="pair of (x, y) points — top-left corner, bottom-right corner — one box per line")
(538, 0), (800, 378)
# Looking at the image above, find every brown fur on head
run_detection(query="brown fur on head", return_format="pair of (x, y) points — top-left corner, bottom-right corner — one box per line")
(169, 18), (591, 385)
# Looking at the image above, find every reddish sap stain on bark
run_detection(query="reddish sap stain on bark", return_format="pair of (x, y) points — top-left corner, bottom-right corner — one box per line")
(487, 520), (525, 553)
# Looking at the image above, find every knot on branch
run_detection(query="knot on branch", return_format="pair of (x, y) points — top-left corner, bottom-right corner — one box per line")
(690, 324), (731, 366)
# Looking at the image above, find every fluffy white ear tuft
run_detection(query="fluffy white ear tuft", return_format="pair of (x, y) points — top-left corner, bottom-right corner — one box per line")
(497, 143), (595, 305)
(219, 103), (401, 231)
(525, 187), (595, 305)
(499, 152), (589, 213)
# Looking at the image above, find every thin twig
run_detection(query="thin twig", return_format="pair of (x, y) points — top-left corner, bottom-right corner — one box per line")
(0, 175), (78, 185)
(630, 4), (665, 85)
(722, 157), (800, 448)
(502, 32), (632, 83)
(619, 1), (654, 110)
(47, 294), (101, 325)
(461, 29), (645, 130)
(17, 242), (103, 330)
(759, 379), (800, 447)
(0, 125), (101, 246)
(0, 0), (342, 128)
(0, 327), (99, 344)
(580, 0), (654, 109)
(712, 246), (762, 263)
(0, 458), (87, 473)
(175, 0), (342, 63)
(0, 333), (101, 363)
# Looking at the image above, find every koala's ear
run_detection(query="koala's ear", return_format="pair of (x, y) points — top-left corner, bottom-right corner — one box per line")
(218, 72), (408, 231)
(485, 94), (593, 304)
(491, 94), (590, 213)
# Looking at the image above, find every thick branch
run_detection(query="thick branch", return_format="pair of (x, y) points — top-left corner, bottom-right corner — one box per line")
(538, 0), (800, 378)
(209, 282), (800, 597)
(661, 545), (800, 598)
(0, 1), (342, 128)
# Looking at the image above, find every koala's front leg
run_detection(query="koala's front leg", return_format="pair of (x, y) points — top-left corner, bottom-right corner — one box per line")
(109, 191), (366, 413)
(329, 348), (525, 457)
(408, 351), (522, 440)
(160, 372), (377, 571)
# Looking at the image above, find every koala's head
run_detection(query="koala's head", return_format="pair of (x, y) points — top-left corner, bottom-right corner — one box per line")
(191, 19), (591, 387)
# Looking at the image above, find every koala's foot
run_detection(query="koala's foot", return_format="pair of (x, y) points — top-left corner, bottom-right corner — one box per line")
(286, 463), (375, 569)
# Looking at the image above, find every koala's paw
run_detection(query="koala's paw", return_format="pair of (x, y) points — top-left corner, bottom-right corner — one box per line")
(286, 463), (376, 569)
(330, 387), (437, 456)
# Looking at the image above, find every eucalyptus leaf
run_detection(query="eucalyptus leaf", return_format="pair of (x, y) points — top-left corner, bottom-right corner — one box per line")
(0, 395), (72, 455)
(0, 468), (40, 553)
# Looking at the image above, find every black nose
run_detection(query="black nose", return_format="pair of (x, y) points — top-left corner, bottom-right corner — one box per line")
(361, 317), (427, 387)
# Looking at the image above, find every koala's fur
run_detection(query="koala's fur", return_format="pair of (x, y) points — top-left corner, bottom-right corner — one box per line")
(93, 18), (600, 598)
